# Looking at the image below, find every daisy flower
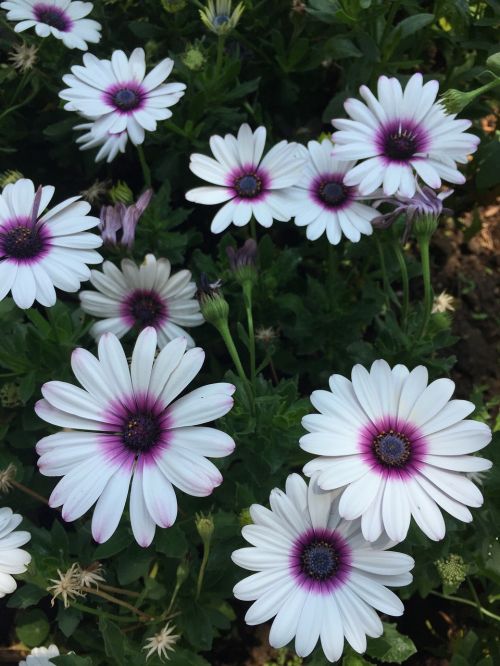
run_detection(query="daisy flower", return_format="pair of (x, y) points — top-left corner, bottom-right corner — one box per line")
(290, 139), (378, 244)
(74, 122), (128, 163)
(232, 474), (414, 662)
(19, 645), (60, 666)
(301, 360), (492, 543)
(1, 0), (101, 51)
(199, 0), (245, 35)
(35, 327), (235, 547)
(0, 178), (102, 309)
(331, 73), (480, 197)
(185, 123), (307, 233)
(79, 255), (204, 348)
(0, 507), (31, 598)
(59, 48), (186, 146)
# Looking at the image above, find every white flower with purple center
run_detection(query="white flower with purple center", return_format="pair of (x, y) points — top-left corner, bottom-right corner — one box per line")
(185, 123), (307, 233)
(79, 254), (204, 348)
(290, 139), (378, 244)
(0, 507), (31, 599)
(1, 0), (101, 51)
(0, 178), (102, 309)
(74, 122), (128, 163)
(232, 474), (413, 662)
(301, 360), (492, 543)
(331, 73), (480, 197)
(35, 327), (235, 547)
(59, 48), (186, 146)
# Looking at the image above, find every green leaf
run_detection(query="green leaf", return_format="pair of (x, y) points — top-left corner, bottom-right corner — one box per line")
(323, 36), (362, 59)
(93, 529), (132, 559)
(155, 525), (188, 558)
(366, 623), (416, 663)
(393, 13), (435, 39)
(16, 609), (50, 648)
(57, 606), (82, 638)
(53, 656), (93, 666)
(6, 584), (46, 609)
(99, 617), (126, 665)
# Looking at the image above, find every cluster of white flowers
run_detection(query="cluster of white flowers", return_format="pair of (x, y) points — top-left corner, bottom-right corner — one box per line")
(0, 1), (491, 662)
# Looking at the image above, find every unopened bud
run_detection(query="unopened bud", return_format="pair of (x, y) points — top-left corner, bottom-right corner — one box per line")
(197, 274), (230, 327)
(436, 554), (468, 588)
(195, 513), (214, 546)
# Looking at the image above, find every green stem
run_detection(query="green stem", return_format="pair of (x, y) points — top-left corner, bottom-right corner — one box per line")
(430, 591), (500, 623)
(136, 144), (152, 188)
(380, 0), (401, 61)
(86, 587), (150, 620)
(12, 480), (50, 506)
(467, 577), (484, 620)
(217, 321), (248, 383)
(375, 236), (391, 311)
(417, 236), (432, 339)
(392, 241), (410, 330)
(70, 601), (140, 623)
(327, 242), (336, 313)
(249, 216), (257, 241)
(215, 36), (226, 77)
(243, 282), (256, 386)
(473, 77), (500, 97)
(196, 543), (210, 600)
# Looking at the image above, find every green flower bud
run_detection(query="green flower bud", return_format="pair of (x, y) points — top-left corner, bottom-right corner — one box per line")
(109, 181), (134, 205)
(197, 275), (230, 328)
(440, 88), (478, 115)
(435, 554), (468, 588)
(414, 213), (439, 240)
(0, 170), (23, 188)
(161, 0), (187, 12)
(175, 559), (190, 586)
(195, 513), (215, 546)
(239, 508), (252, 527)
(182, 45), (207, 72)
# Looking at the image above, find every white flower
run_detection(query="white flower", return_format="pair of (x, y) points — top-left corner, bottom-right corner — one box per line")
(232, 474), (414, 663)
(79, 255), (204, 348)
(143, 622), (180, 661)
(19, 644), (60, 666)
(331, 73), (480, 197)
(0, 507), (31, 598)
(301, 360), (492, 543)
(0, 178), (102, 309)
(185, 123), (307, 233)
(74, 122), (128, 163)
(35, 327), (235, 547)
(60, 48), (186, 146)
(290, 139), (378, 244)
(1, 0), (101, 51)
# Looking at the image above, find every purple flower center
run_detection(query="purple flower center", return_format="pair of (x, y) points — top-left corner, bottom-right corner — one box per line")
(234, 174), (262, 198)
(319, 180), (349, 207)
(112, 88), (142, 112)
(382, 127), (420, 161)
(373, 430), (411, 468)
(127, 290), (167, 328)
(33, 4), (70, 31)
(0, 224), (44, 260)
(300, 539), (341, 581)
(122, 411), (162, 453)
(213, 14), (230, 26)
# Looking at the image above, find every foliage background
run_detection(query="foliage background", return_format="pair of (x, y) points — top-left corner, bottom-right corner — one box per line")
(0, 0), (499, 664)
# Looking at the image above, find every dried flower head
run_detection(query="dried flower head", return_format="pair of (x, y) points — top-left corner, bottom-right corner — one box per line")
(432, 291), (456, 314)
(143, 622), (180, 661)
(80, 180), (109, 206)
(8, 43), (38, 72)
(48, 563), (85, 608)
(255, 327), (278, 345)
(76, 562), (105, 588)
(0, 464), (16, 493)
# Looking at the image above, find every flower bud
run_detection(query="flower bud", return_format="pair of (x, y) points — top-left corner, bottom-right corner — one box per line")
(161, 0), (187, 12)
(195, 513), (215, 547)
(109, 180), (134, 205)
(182, 44), (207, 71)
(435, 554), (468, 588)
(197, 274), (230, 327)
(226, 239), (258, 286)
(175, 559), (190, 586)
(440, 88), (477, 115)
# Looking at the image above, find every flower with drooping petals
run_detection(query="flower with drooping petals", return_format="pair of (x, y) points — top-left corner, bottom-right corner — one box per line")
(60, 48), (186, 146)
(98, 189), (153, 248)
(185, 123), (307, 233)
(35, 328), (235, 547)
(79, 254), (203, 348)
(0, 178), (102, 309)
(0, 507), (31, 598)
(19, 644), (60, 666)
(1, 0), (101, 51)
(331, 73), (480, 196)
(232, 474), (414, 662)
(301, 360), (492, 543)
(74, 122), (128, 163)
(290, 139), (378, 244)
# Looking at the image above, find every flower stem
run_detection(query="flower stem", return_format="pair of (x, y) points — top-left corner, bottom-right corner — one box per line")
(196, 543), (210, 600)
(70, 601), (140, 623)
(86, 587), (151, 621)
(430, 591), (500, 623)
(375, 236), (391, 311)
(215, 36), (226, 76)
(392, 241), (410, 330)
(249, 216), (257, 241)
(99, 583), (140, 599)
(242, 282), (256, 386)
(417, 236), (432, 339)
(11, 480), (50, 506)
(217, 321), (248, 384)
(137, 144), (152, 188)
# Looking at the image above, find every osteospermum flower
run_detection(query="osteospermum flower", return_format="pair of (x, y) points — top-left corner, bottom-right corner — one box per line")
(301, 360), (492, 543)
(79, 255), (204, 348)
(185, 123), (307, 233)
(60, 48), (186, 146)
(290, 139), (378, 244)
(0, 507), (31, 598)
(232, 474), (414, 662)
(35, 328), (235, 547)
(19, 644), (60, 666)
(1, 0), (101, 51)
(0, 178), (102, 309)
(74, 122), (128, 163)
(199, 0), (245, 35)
(331, 73), (480, 196)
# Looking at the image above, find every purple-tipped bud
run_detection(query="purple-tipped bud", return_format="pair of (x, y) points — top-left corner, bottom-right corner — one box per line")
(226, 239), (258, 284)
(99, 188), (153, 249)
